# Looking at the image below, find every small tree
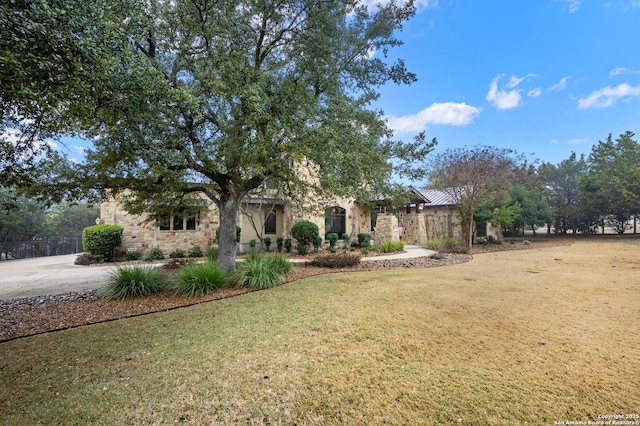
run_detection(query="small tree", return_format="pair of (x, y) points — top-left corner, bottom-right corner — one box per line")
(427, 146), (528, 252)
(291, 220), (319, 255)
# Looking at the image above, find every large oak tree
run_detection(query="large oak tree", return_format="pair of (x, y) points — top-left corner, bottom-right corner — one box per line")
(82, 0), (434, 271)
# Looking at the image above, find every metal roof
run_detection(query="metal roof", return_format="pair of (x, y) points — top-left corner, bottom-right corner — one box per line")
(418, 188), (457, 206)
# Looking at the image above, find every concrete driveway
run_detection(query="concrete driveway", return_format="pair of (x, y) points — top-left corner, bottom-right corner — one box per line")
(0, 254), (116, 300)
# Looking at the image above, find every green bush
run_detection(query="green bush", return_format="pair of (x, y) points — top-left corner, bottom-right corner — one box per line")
(174, 261), (227, 296)
(307, 253), (361, 268)
(342, 233), (351, 249)
(313, 235), (323, 252)
(276, 237), (284, 252)
(263, 237), (272, 252)
(104, 266), (168, 300)
(291, 220), (319, 254)
(145, 247), (165, 261)
(326, 233), (339, 251)
(379, 239), (406, 253)
(187, 245), (203, 258)
(284, 238), (292, 253)
(232, 253), (292, 290)
(207, 248), (218, 262)
(249, 239), (256, 250)
(357, 233), (371, 249)
(126, 250), (143, 261)
(169, 249), (186, 259)
(424, 237), (465, 253)
(82, 224), (123, 262)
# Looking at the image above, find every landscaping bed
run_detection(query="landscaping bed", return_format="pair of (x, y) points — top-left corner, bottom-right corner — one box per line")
(0, 240), (563, 342)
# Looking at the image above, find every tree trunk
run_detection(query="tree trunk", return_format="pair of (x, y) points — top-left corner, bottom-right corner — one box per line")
(217, 196), (241, 273)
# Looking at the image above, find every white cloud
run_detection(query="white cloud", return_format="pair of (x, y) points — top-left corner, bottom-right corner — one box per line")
(73, 145), (87, 155)
(550, 139), (561, 145)
(549, 76), (570, 91)
(486, 74), (535, 109)
(609, 67), (640, 77)
(577, 83), (640, 109)
(567, 0), (581, 13)
(568, 138), (588, 145)
(386, 102), (481, 133)
(528, 88), (542, 97)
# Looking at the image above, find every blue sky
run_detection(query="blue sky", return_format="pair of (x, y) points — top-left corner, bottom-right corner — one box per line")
(375, 0), (640, 168)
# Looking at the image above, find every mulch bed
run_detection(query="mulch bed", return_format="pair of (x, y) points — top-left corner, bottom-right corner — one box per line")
(0, 240), (568, 343)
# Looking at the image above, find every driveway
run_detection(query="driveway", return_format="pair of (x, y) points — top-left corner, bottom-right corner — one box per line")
(0, 254), (116, 300)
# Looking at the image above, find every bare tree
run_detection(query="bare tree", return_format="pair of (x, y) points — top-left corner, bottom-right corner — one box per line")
(427, 146), (528, 251)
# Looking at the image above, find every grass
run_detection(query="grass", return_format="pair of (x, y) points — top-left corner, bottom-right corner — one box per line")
(233, 252), (292, 289)
(1, 240), (639, 424)
(103, 265), (168, 300)
(174, 261), (227, 296)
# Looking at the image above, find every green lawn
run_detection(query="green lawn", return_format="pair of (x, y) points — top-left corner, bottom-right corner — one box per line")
(1, 241), (639, 425)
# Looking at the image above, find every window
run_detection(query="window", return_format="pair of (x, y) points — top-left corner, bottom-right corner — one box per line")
(264, 210), (277, 234)
(325, 206), (346, 237)
(158, 212), (198, 231)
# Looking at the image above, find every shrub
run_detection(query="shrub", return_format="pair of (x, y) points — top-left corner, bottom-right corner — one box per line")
(297, 245), (309, 255)
(342, 233), (351, 249)
(313, 235), (323, 252)
(263, 237), (272, 252)
(103, 266), (168, 300)
(174, 262), (227, 296)
(169, 249), (186, 259)
(276, 237), (284, 253)
(284, 238), (292, 253)
(188, 245), (204, 258)
(357, 233), (371, 248)
(232, 253), (292, 290)
(145, 247), (165, 261)
(424, 237), (463, 252)
(326, 233), (339, 251)
(82, 224), (123, 262)
(75, 253), (98, 265)
(379, 239), (406, 253)
(207, 248), (218, 262)
(126, 250), (143, 261)
(249, 239), (256, 251)
(523, 240), (531, 246)
(291, 220), (319, 254)
(307, 253), (361, 268)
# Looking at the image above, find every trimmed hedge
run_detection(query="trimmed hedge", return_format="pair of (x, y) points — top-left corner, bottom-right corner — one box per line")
(307, 253), (361, 268)
(82, 224), (123, 262)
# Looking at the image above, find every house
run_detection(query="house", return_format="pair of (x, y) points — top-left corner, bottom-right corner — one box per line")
(98, 185), (501, 254)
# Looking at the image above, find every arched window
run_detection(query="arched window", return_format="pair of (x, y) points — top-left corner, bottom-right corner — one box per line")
(324, 206), (346, 237)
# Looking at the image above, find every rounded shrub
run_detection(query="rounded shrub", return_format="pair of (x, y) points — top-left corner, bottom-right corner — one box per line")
(104, 266), (168, 300)
(357, 233), (371, 249)
(82, 224), (123, 262)
(263, 236), (272, 252)
(126, 250), (143, 261)
(145, 247), (165, 261)
(276, 237), (284, 252)
(291, 220), (319, 254)
(187, 245), (204, 258)
(284, 238), (292, 253)
(174, 262), (227, 296)
(169, 249), (186, 259)
(326, 233), (339, 251)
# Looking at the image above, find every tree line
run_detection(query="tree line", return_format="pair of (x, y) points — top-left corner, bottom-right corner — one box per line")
(0, 188), (99, 259)
(426, 131), (640, 250)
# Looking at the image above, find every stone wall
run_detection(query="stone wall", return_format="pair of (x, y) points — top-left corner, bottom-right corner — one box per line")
(374, 213), (399, 244)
